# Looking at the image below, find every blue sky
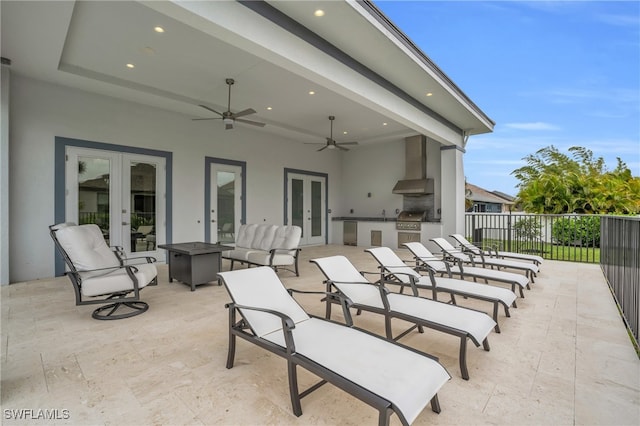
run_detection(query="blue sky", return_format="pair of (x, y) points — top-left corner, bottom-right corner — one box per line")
(375, 0), (640, 196)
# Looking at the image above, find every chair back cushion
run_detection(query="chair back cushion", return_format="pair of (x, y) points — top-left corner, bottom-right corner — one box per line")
(235, 224), (257, 248)
(311, 256), (384, 307)
(219, 266), (309, 337)
(404, 242), (448, 272)
(271, 226), (301, 250)
(365, 247), (420, 284)
(54, 224), (120, 278)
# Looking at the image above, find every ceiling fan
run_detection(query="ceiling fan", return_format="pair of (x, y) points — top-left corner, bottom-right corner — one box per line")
(192, 78), (266, 130)
(306, 116), (358, 151)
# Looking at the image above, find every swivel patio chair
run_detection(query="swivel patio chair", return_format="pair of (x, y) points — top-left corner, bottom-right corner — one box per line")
(432, 236), (539, 283)
(361, 247), (516, 333)
(50, 222), (157, 320)
(310, 255), (496, 380)
(218, 266), (451, 426)
(450, 233), (543, 266)
(404, 241), (529, 298)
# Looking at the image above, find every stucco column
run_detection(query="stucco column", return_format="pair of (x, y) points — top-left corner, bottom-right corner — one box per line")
(1, 62), (9, 285)
(440, 145), (465, 237)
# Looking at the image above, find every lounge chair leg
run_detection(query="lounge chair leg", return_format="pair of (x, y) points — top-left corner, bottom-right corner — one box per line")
(226, 332), (236, 369)
(385, 317), (393, 339)
(512, 300), (518, 309)
(492, 303), (501, 333)
(430, 394), (442, 414)
(287, 362), (303, 417)
(504, 305), (511, 317)
(459, 337), (469, 380)
(482, 338), (490, 351)
(230, 259), (235, 271)
(378, 408), (392, 426)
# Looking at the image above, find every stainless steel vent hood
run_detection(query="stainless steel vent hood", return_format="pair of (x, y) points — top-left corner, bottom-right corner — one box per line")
(392, 135), (434, 195)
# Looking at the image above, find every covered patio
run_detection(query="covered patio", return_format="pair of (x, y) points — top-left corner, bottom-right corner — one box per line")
(2, 244), (638, 425)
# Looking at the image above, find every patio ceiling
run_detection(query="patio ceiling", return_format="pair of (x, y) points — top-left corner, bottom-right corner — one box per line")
(1, 0), (493, 146)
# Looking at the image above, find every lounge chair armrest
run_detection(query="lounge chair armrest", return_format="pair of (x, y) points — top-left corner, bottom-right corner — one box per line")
(226, 302), (297, 352)
(379, 269), (420, 296)
(288, 288), (355, 326)
(269, 247), (301, 254)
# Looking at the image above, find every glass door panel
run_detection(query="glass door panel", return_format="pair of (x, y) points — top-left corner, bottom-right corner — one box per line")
(77, 156), (111, 243)
(210, 164), (242, 244)
(287, 173), (325, 245)
(128, 161), (157, 252)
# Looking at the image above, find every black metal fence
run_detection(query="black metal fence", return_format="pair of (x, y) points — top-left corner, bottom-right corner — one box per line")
(465, 213), (601, 263)
(465, 212), (639, 348)
(600, 215), (640, 346)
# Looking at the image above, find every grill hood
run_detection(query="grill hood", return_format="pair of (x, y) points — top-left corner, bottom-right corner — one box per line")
(392, 135), (434, 195)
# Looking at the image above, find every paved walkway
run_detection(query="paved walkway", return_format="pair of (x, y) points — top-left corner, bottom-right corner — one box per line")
(1, 244), (638, 425)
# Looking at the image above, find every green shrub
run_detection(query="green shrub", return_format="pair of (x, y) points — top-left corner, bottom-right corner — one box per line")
(552, 216), (600, 247)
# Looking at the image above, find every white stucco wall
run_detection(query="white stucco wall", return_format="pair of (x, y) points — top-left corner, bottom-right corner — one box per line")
(8, 75), (346, 282)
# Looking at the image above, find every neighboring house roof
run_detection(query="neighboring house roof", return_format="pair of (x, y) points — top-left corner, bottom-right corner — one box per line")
(466, 183), (515, 205)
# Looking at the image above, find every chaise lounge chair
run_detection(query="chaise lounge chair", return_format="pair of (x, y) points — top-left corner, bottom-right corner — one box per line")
(361, 247), (516, 333)
(218, 266), (451, 426)
(405, 241), (529, 298)
(450, 233), (544, 266)
(310, 255), (496, 380)
(432, 237), (539, 283)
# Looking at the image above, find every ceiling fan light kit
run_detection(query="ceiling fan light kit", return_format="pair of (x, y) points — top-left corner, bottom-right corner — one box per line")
(193, 78), (266, 130)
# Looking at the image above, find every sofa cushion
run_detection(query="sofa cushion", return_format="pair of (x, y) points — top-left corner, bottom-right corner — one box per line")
(251, 224), (278, 251)
(271, 226), (302, 250)
(235, 224), (258, 249)
(247, 252), (295, 267)
(82, 263), (156, 297)
(223, 248), (258, 262)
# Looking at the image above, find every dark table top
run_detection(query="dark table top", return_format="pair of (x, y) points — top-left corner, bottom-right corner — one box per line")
(158, 242), (234, 256)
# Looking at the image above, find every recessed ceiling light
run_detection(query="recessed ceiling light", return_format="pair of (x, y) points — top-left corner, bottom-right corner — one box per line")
(308, 90), (315, 95)
(154, 26), (165, 33)
(343, 131), (348, 135)
(314, 9), (325, 17)
(126, 63), (135, 69)
(426, 92), (433, 97)
(266, 106), (273, 111)
(383, 122), (388, 126)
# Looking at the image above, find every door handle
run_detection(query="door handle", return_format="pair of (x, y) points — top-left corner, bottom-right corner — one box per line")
(122, 222), (129, 226)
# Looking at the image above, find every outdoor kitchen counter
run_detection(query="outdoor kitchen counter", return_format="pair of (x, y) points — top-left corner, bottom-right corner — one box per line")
(331, 218), (442, 249)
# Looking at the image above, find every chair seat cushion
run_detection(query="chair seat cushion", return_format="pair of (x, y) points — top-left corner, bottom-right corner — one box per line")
(483, 257), (539, 274)
(425, 277), (517, 306)
(497, 251), (544, 264)
(262, 317), (450, 424)
(82, 263), (157, 297)
(223, 248), (258, 262)
(458, 266), (529, 288)
(246, 252), (294, 266)
(386, 293), (495, 344)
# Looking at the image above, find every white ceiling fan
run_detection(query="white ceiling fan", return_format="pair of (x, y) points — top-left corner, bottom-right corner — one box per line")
(306, 116), (358, 151)
(192, 78), (266, 130)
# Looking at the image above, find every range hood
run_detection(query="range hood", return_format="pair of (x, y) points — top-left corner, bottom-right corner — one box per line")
(392, 135), (434, 195)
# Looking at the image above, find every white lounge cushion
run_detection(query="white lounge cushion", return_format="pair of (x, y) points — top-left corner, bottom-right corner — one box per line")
(421, 277), (517, 307)
(386, 293), (495, 344)
(450, 234), (544, 265)
(272, 226), (302, 250)
(262, 317), (450, 425)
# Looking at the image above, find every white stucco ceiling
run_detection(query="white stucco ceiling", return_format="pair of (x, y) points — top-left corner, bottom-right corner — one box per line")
(0, 0), (493, 146)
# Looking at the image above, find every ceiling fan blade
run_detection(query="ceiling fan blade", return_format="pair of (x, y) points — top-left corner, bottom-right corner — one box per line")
(199, 105), (223, 116)
(304, 142), (326, 145)
(336, 145), (350, 151)
(338, 141), (358, 145)
(191, 117), (221, 121)
(317, 146), (328, 152)
(233, 108), (257, 118)
(235, 118), (266, 127)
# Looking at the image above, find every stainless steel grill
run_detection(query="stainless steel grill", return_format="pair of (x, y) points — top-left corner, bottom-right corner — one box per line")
(396, 210), (426, 231)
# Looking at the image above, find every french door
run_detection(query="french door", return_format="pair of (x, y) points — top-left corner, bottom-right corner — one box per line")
(287, 173), (326, 245)
(65, 147), (166, 257)
(209, 163), (242, 244)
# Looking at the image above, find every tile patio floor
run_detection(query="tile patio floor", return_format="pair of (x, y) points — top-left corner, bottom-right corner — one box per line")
(1, 244), (638, 425)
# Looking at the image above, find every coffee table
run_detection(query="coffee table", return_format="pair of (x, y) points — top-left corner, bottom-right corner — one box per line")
(158, 242), (233, 291)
